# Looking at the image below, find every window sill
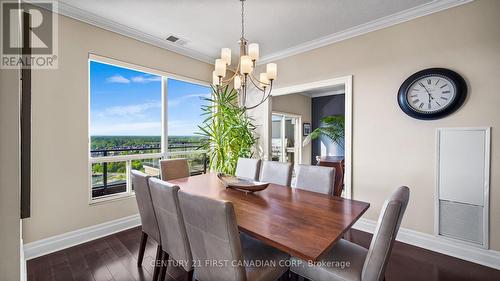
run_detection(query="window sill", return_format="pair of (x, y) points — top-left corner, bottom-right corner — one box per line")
(89, 192), (136, 206)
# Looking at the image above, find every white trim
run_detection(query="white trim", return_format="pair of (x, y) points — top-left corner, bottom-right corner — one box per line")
(352, 218), (500, 270)
(271, 76), (353, 199)
(23, 214), (141, 260)
(435, 127), (490, 249)
(259, 0), (474, 64)
(272, 77), (352, 97)
(310, 89), (345, 98)
(32, 1), (214, 64)
(27, 0), (472, 65)
(20, 234), (26, 281)
(88, 54), (211, 87)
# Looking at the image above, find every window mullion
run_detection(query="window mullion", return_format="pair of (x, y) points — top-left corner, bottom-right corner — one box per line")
(162, 76), (169, 159)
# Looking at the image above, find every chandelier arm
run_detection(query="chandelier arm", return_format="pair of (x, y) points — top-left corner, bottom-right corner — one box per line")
(249, 71), (272, 87)
(221, 60), (241, 83)
(244, 82), (273, 110)
(247, 74), (266, 92)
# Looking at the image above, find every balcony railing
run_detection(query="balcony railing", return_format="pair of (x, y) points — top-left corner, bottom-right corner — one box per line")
(90, 145), (208, 199)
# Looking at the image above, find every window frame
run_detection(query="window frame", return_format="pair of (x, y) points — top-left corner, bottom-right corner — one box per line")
(88, 54), (210, 204)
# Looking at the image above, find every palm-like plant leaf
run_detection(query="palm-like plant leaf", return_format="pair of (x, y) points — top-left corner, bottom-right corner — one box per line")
(302, 115), (344, 149)
(198, 85), (258, 175)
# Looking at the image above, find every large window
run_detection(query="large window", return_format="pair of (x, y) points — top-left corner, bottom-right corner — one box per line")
(89, 57), (209, 201)
(167, 78), (211, 174)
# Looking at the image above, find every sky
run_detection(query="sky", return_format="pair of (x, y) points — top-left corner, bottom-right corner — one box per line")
(89, 61), (210, 136)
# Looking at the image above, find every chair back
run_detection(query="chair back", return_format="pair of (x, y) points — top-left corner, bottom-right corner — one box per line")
(160, 158), (189, 180)
(149, 178), (193, 271)
(295, 164), (335, 196)
(259, 160), (293, 186)
(131, 170), (160, 243)
(235, 158), (261, 181)
(178, 191), (246, 281)
(361, 186), (410, 281)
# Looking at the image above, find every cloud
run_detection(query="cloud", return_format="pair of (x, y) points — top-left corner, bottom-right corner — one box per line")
(168, 120), (201, 136)
(91, 122), (162, 136)
(106, 74), (130, 84)
(131, 75), (162, 83)
(168, 93), (211, 107)
(97, 101), (161, 118)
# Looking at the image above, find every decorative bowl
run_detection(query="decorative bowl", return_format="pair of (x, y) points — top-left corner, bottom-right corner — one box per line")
(217, 173), (269, 193)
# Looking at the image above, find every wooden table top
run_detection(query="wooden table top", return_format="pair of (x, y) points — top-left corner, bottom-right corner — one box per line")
(168, 173), (370, 261)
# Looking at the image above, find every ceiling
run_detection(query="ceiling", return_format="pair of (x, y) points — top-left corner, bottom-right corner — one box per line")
(56, 0), (471, 64)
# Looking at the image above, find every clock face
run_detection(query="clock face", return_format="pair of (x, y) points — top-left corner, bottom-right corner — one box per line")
(398, 68), (467, 120)
(406, 75), (456, 113)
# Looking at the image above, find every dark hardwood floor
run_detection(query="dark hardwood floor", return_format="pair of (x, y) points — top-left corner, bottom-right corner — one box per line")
(27, 227), (500, 281)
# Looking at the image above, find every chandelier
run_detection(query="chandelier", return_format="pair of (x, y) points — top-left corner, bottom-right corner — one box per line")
(212, 0), (277, 110)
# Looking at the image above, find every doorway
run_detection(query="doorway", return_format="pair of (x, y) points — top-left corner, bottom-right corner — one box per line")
(269, 76), (353, 198)
(271, 113), (301, 164)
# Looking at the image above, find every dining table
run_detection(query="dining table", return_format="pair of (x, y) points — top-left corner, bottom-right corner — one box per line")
(168, 172), (370, 262)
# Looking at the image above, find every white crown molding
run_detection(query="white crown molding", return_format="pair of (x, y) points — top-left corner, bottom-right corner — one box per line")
(23, 214), (140, 260)
(27, 1), (214, 64)
(259, 0), (474, 64)
(28, 0), (472, 66)
(353, 217), (500, 270)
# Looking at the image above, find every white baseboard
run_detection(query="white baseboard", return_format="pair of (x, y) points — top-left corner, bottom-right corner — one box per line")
(24, 214), (140, 260)
(353, 218), (500, 270)
(23, 214), (500, 270)
(20, 237), (26, 281)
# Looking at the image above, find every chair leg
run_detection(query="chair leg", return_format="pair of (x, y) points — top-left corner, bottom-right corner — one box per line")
(187, 269), (194, 281)
(280, 269), (291, 281)
(152, 245), (162, 281)
(159, 250), (169, 281)
(137, 232), (148, 267)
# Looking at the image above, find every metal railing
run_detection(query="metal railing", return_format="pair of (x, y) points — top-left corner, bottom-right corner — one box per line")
(90, 145), (208, 198)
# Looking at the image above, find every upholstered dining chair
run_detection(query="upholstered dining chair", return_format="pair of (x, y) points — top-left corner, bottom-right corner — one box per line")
(160, 158), (189, 181)
(131, 170), (162, 281)
(178, 190), (290, 281)
(290, 186), (410, 281)
(295, 164), (336, 196)
(235, 158), (261, 181)
(259, 160), (293, 186)
(148, 177), (194, 281)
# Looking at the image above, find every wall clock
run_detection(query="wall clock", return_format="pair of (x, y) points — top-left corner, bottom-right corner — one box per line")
(398, 68), (467, 120)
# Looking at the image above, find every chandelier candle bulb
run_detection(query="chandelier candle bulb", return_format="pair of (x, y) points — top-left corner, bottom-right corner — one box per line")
(212, 71), (220, 86)
(215, 59), (226, 77)
(266, 63), (277, 80)
(234, 75), (242, 89)
(221, 48), (231, 65)
(259, 73), (269, 88)
(240, 55), (253, 74)
(248, 43), (259, 61)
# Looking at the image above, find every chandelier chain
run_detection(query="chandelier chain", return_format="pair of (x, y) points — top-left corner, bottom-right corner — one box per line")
(241, 0), (245, 39)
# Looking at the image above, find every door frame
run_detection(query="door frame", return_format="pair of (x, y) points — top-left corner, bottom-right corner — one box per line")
(270, 76), (353, 198)
(271, 112), (302, 164)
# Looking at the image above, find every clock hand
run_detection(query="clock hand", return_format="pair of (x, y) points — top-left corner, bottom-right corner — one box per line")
(420, 82), (435, 100)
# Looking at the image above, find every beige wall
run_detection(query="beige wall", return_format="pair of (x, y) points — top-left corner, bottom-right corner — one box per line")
(272, 94), (312, 165)
(254, 0), (500, 250)
(23, 14), (213, 243)
(0, 1), (21, 278)
(0, 69), (21, 281)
